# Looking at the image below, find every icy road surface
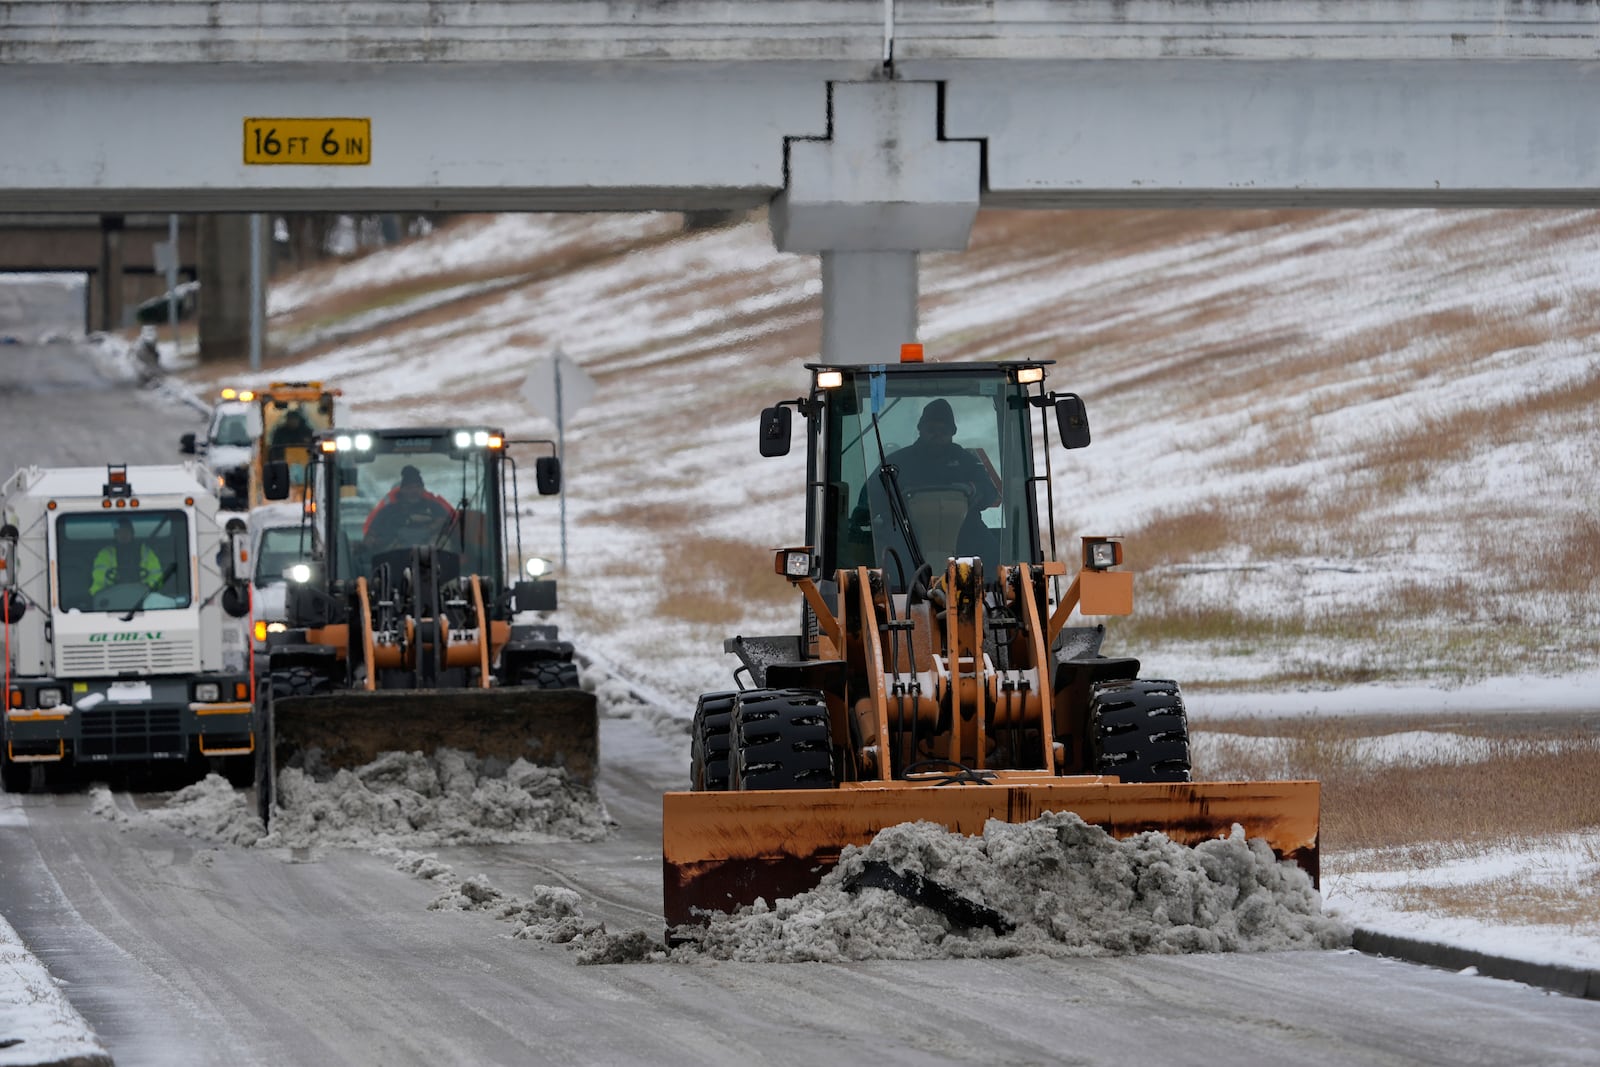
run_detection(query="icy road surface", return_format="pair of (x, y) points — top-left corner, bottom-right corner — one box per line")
(2, 713), (1597, 1067)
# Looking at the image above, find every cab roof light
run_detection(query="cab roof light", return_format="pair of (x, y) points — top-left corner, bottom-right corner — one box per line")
(103, 464), (132, 499)
(1015, 366), (1045, 385)
(219, 387), (237, 400)
(900, 342), (924, 363)
(319, 439), (339, 453)
(816, 369), (844, 390)
(238, 390), (255, 402)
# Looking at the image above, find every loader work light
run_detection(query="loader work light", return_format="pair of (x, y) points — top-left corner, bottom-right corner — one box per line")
(353, 433), (372, 451)
(775, 547), (813, 580)
(816, 369), (844, 390)
(1084, 538), (1122, 571)
(524, 557), (553, 578)
(287, 563), (313, 583)
(1015, 366), (1045, 385)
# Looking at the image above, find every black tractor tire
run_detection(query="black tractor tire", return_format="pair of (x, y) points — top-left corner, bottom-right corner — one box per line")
(690, 690), (739, 792)
(518, 660), (582, 691)
(1087, 678), (1192, 783)
(731, 688), (835, 791)
(270, 666), (331, 700)
(252, 685), (276, 827)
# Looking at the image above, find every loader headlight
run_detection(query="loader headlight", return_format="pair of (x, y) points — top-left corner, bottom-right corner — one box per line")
(194, 683), (220, 702)
(1084, 538), (1122, 571)
(775, 547), (814, 580)
(38, 687), (63, 709)
(524, 557), (553, 578)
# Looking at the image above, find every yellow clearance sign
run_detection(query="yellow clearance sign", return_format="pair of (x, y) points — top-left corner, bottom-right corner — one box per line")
(243, 118), (371, 165)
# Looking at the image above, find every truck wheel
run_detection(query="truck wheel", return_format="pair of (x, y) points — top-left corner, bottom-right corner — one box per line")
(1, 761), (39, 795)
(1088, 678), (1191, 783)
(518, 660), (581, 691)
(732, 688), (835, 791)
(690, 691), (738, 791)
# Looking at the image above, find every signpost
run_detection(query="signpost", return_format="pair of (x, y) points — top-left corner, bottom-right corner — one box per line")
(519, 348), (595, 569)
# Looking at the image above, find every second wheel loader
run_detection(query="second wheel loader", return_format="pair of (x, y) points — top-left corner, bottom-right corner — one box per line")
(254, 425), (595, 825)
(664, 347), (1319, 927)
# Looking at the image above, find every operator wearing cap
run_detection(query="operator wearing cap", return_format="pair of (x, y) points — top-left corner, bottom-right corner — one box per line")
(880, 399), (999, 508)
(363, 465), (457, 551)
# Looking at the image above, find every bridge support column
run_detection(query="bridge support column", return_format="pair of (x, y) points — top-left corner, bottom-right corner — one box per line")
(770, 81), (979, 364)
(95, 215), (125, 331)
(197, 214), (258, 364)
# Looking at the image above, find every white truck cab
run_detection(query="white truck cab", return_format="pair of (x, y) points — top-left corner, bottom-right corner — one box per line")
(180, 389), (257, 510)
(1, 462), (254, 792)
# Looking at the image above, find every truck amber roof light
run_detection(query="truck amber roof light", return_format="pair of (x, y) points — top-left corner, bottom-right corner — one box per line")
(220, 387), (237, 399)
(239, 390), (255, 402)
(900, 343), (924, 363)
(320, 439), (339, 453)
(816, 369), (843, 389)
(487, 434), (504, 449)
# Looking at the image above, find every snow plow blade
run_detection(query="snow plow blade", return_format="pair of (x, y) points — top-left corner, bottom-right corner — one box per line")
(268, 687), (598, 786)
(662, 778), (1319, 927)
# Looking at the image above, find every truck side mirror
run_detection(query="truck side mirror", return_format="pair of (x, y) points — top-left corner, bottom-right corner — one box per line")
(179, 432), (197, 455)
(227, 522), (251, 583)
(535, 455), (561, 496)
(263, 460), (292, 500)
(759, 405), (792, 458)
(0, 527), (15, 590)
(1055, 394), (1091, 450)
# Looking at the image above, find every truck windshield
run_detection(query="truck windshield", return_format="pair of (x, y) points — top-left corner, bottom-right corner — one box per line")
(211, 412), (252, 447)
(824, 370), (1038, 586)
(253, 527), (308, 588)
(55, 511), (194, 613)
(328, 442), (499, 585)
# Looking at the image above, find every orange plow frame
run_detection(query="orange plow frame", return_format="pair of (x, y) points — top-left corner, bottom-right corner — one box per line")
(662, 776), (1320, 928)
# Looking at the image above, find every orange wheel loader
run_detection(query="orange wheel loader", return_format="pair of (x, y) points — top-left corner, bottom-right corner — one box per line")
(253, 426), (595, 826)
(664, 348), (1319, 927)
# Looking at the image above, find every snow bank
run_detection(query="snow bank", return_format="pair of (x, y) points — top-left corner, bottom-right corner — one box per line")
(0, 914), (110, 1067)
(671, 812), (1350, 963)
(95, 748), (610, 850)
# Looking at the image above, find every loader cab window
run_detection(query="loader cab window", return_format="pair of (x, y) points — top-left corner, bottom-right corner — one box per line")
(331, 443), (500, 585)
(55, 511), (193, 613)
(825, 372), (1038, 589)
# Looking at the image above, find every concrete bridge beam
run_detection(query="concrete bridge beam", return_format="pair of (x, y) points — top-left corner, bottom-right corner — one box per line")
(770, 81), (979, 364)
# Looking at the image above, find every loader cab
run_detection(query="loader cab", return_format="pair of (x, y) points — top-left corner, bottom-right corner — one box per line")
(768, 360), (1083, 594)
(295, 428), (509, 593)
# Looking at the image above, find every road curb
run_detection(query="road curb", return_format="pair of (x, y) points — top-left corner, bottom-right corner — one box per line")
(1354, 926), (1600, 1000)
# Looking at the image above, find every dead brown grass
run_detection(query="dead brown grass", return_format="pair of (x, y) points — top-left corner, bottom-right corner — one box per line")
(1195, 715), (1600, 853)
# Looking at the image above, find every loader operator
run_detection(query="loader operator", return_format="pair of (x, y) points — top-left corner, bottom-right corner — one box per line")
(89, 518), (163, 596)
(856, 399), (1001, 566)
(363, 465), (456, 551)
(268, 408), (315, 452)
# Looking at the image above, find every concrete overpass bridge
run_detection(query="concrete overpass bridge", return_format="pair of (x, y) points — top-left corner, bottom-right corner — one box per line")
(4, 0), (1599, 361)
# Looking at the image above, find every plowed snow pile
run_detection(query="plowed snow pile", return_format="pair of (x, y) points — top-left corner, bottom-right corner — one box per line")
(671, 812), (1351, 962)
(95, 748), (609, 849)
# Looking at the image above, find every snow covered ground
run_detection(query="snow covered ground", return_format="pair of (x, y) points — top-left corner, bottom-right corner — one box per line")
(5, 204), (1600, 1055)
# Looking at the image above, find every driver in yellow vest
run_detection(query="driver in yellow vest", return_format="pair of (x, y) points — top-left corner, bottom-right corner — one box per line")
(89, 518), (162, 595)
